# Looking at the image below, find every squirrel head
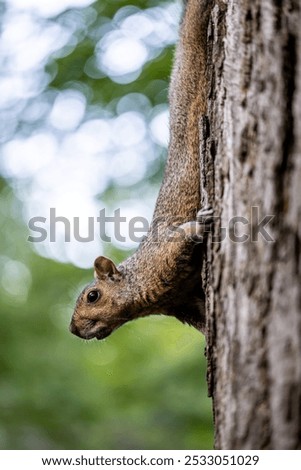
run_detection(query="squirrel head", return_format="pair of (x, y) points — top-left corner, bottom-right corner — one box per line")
(69, 256), (127, 341)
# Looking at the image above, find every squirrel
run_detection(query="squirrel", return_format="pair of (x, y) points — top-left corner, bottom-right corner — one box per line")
(70, 0), (213, 341)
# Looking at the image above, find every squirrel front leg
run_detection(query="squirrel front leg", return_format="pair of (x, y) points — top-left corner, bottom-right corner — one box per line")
(152, 208), (214, 332)
(143, 207), (214, 329)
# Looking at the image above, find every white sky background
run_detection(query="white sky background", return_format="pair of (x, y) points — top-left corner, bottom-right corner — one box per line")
(0, 0), (180, 268)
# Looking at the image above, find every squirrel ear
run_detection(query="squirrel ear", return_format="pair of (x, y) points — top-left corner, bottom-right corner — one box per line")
(94, 256), (121, 280)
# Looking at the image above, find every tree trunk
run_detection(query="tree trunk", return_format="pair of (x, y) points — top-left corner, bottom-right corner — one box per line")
(201, 0), (301, 449)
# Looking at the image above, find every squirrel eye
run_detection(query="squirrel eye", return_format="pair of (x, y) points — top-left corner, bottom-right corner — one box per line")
(87, 290), (100, 303)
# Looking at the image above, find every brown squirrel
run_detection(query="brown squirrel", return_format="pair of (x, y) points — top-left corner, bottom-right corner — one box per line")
(70, 0), (213, 341)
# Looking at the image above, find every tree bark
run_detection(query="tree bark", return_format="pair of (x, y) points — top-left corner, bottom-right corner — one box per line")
(201, 0), (301, 449)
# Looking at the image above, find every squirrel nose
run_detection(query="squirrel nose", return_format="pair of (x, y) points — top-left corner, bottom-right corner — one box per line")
(69, 320), (80, 337)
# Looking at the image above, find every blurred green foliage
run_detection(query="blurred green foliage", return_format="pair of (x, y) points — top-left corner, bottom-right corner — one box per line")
(0, 0), (213, 450)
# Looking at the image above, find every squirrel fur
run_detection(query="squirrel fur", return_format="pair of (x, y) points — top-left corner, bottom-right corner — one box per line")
(70, 0), (213, 341)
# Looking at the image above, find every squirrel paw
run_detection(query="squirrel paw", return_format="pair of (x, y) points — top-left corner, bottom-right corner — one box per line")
(179, 207), (214, 241)
(193, 206), (214, 241)
(197, 206), (214, 224)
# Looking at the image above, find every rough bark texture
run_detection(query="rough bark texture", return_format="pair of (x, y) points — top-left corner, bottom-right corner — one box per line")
(200, 0), (301, 449)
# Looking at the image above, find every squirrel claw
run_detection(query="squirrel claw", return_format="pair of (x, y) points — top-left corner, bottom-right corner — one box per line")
(197, 206), (214, 224)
